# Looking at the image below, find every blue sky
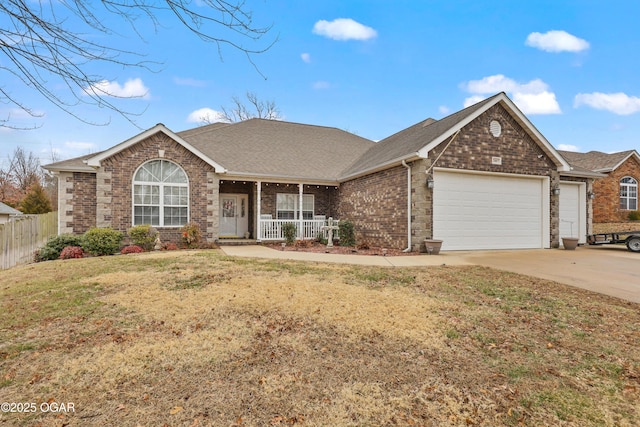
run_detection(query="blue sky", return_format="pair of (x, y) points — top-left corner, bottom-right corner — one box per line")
(2, 0), (640, 166)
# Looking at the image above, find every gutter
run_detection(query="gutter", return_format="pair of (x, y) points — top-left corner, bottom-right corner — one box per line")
(401, 160), (412, 252)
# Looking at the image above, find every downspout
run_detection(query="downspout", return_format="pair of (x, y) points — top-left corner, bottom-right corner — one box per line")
(402, 160), (412, 252)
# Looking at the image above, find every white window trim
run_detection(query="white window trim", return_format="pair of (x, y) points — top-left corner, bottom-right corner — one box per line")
(620, 176), (638, 211)
(132, 159), (190, 227)
(276, 193), (314, 219)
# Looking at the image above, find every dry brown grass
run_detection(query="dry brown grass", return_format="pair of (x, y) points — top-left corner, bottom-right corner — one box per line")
(0, 250), (638, 426)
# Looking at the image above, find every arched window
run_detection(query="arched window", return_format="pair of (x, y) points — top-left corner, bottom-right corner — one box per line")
(620, 176), (638, 210)
(133, 160), (189, 226)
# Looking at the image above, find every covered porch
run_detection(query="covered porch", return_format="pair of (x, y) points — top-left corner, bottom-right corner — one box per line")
(218, 179), (339, 241)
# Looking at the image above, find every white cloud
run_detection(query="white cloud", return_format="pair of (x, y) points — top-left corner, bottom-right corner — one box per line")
(312, 18), (377, 41)
(525, 30), (589, 53)
(462, 74), (561, 115)
(574, 92), (640, 115)
(557, 144), (580, 152)
(187, 108), (228, 124)
(438, 105), (450, 115)
(85, 78), (150, 99)
(301, 53), (311, 63)
(312, 81), (331, 90)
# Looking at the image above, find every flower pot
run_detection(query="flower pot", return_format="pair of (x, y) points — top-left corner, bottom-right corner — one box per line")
(562, 237), (579, 250)
(424, 239), (443, 255)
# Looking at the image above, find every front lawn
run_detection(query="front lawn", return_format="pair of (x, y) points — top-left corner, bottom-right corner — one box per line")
(1, 250), (638, 426)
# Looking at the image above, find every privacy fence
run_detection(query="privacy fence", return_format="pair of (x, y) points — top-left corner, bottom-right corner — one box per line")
(0, 212), (58, 270)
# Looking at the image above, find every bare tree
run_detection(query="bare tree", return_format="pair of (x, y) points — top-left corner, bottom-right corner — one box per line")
(216, 91), (282, 123)
(0, 1), (275, 128)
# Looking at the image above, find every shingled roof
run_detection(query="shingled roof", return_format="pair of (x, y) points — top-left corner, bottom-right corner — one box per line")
(176, 119), (374, 181)
(558, 150), (640, 173)
(0, 202), (22, 216)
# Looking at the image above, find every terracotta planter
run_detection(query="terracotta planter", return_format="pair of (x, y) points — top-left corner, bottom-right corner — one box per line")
(424, 239), (443, 255)
(562, 237), (579, 250)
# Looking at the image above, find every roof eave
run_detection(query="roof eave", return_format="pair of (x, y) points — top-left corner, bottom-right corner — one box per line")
(223, 171), (339, 186)
(560, 169), (607, 179)
(339, 153), (423, 182)
(86, 123), (227, 173)
(610, 150), (640, 171)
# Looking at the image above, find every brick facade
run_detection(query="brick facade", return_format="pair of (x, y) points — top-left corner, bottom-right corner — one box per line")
(96, 133), (218, 242)
(592, 156), (640, 222)
(58, 172), (97, 234)
(336, 165), (409, 249)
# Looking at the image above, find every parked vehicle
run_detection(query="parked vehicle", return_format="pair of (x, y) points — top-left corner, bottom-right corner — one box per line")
(587, 231), (640, 252)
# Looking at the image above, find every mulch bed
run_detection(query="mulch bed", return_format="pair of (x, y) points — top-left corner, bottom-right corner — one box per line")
(263, 241), (422, 256)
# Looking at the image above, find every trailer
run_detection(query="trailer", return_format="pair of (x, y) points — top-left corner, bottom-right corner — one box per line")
(587, 231), (640, 252)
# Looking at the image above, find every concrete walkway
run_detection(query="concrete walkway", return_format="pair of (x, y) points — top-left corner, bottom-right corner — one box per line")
(219, 245), (640, 304)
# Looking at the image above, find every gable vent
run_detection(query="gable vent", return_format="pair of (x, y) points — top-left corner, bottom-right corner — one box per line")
(490, 120), (502, 137)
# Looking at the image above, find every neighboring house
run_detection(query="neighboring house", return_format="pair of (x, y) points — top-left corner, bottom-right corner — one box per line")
(0, 202), (22, 224)
(44, 92), (598, 251)
(558, 150), (640, 223)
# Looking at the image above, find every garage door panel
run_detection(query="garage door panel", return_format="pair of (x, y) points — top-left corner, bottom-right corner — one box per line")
(433, 171), (546, 250)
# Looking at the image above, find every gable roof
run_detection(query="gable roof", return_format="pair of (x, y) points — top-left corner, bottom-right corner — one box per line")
(0, 202), (22, 216)
(341, 92), (570, 179)
(558, 150), (640, 173)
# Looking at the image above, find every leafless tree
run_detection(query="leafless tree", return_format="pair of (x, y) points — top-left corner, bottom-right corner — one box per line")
(215, 91), (282, 123)
(0, 1), (275, 128)
(6, 147), (43, 191)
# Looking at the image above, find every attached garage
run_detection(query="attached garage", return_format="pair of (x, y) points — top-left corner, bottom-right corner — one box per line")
(433, 169), (550, 250)
(559, 182), (587, 245)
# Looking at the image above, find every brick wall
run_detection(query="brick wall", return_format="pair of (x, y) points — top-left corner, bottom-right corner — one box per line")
(336, 165), (408, 249)
(99, 132), (217, 243)
(592, 157), (640, 222)
(65, 172), (96, 234)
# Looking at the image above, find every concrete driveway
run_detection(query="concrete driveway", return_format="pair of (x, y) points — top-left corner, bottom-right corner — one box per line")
(460, 245), (640, 304)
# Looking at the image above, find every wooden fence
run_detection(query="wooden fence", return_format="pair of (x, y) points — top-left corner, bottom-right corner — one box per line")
(0, 212), (58, 270)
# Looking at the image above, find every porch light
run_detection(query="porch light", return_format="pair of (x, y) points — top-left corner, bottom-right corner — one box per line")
(427, 176), (434, 189)
(552, 185), (560, 196)
(588, 191), (596, 199)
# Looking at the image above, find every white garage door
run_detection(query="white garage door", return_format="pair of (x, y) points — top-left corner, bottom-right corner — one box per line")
(559, 182), (586, 244)
(433, 170), (549, 250)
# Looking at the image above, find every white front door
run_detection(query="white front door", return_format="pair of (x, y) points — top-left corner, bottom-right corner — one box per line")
(220, 194), (249, 237)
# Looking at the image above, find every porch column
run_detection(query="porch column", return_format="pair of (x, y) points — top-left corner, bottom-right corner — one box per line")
(256, 181), (262, 242)
(298, 183), (303, 240)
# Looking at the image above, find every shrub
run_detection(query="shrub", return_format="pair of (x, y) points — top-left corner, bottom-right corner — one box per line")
(316, 232), (328, 246)
(338, 220), (356, 247)
(82, 227), (124, 256)
(128, 224), (158, 251)
(281, 222), (297, 245)
(162, 242), (179, 251)
(628, 210), (640, 221)
(35, 234), (85, 262)
(181, 222), (202, 248)
(59, 246), (84, 260)
(121, 245), (144, 254)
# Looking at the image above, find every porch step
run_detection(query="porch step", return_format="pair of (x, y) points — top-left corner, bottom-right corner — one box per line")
(217, 238), (258, 246)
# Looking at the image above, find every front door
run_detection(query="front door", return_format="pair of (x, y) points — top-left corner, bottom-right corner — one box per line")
(220, 194), (249, 237)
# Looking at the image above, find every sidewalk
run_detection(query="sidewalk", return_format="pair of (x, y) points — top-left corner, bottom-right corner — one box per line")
(219, 245), (472, 266)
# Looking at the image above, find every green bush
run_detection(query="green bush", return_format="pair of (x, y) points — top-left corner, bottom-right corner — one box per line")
(128, 224), (158, 251)
(82, 227), (124, 256)
(35, 234), (85, 262)
(338, 220), (356, 247)
(628, 210), (640, 221)
(282, 222), (297, 245)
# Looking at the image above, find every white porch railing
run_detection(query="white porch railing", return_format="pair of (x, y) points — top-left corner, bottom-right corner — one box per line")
(259, 219), (329, 241)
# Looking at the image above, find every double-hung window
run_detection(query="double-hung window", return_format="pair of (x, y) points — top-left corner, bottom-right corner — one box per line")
(276, 193), (314, 219)
(133, 160), (189, 226)
(620, 177), (638, 210)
